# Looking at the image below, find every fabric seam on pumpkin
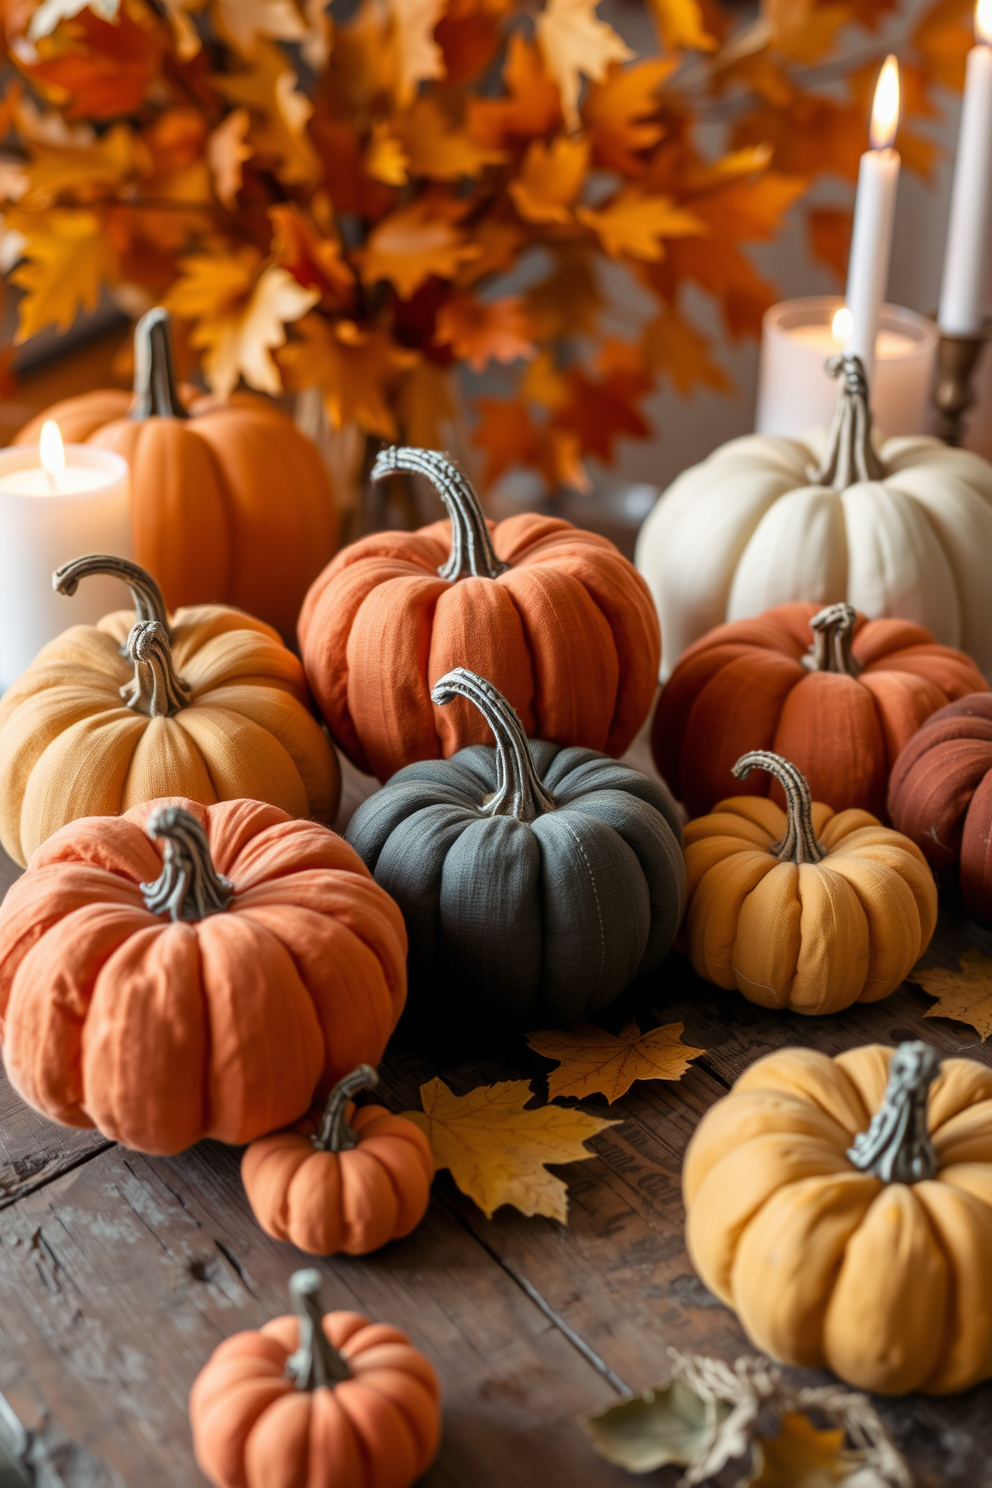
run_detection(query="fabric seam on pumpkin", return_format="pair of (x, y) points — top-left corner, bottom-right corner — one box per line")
(555, 816), (606, 985)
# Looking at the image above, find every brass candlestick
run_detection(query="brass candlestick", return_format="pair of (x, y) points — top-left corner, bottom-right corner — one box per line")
(933, 319), (991, 445)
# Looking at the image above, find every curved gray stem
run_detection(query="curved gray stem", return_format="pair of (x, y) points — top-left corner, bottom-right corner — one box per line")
(847, 1041), (940, 1183)
(53, 555), (171, 647)
(803, 601), (862, 677)
(120, 620), (191, 718)
(140, 805), (233, 921)
(285, 1270), (351, 1389)
(371, 446), (509, 581)
(431, 667), (556, 823)
(130, 308), (190, 421)
(807, 353), (886, 491)
(312, 1065), (379, 1153)
(732, 751), (825, 865)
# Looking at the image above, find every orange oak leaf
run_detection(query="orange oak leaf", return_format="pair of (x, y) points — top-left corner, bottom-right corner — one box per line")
(473, 396), (589, 491)
(404, 1077), (617, 1221)
(399, 95), (505, 180)
(640, 306), (731, 395)
(355, 196), (480, 298)
(535, 0), (632, 130)
(216, 41), (320, 186)
(911, 950), (992, 1041)
(280, 313), (417, 439)
(578, 188), (704, 261)
(270, 202), (354, 307)
(509, 135), (588, 225)
(582, 58), (674, 175)
(435, 292), (535, 370)
(397, 356), (456, 447)
(10, 206), (115, 339)
(807, 204), (852, 283)
(390, 0), (448, 104)
(647, 0), (715, 52)
(527, 1021), (705, 1103)
(207, 107), (253, 208)
(466, 32), (561, 147)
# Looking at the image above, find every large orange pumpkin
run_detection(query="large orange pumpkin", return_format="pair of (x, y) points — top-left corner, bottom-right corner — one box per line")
(653, 600), (987, 817)
(0, 799), (407, 1154)
(14, 308), (337, 637)
(298, 446), (660, 781)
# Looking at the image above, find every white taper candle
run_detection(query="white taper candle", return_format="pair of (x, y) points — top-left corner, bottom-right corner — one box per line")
(938, 2), (992, 334)
(844, 55), (902, 390)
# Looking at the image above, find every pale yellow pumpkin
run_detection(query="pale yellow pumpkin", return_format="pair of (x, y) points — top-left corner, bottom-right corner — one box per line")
(683, 1040), (992, 1395)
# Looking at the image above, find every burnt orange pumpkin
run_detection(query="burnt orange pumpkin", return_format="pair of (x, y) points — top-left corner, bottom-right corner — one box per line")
(190, 1269), (441, 1488)
(298, 446), (660, 781)
(653, 600), (988, 818)
(14, 308), (337, 637)
(242, 1065), (433, 1255)
(0, 799), (407, 1154)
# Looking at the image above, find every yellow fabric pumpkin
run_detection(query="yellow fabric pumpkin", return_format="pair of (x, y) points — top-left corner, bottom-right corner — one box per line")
(684, 1040), (992, 1395)
(682, 749), (937, 1013)
(0, 555), (340, 865)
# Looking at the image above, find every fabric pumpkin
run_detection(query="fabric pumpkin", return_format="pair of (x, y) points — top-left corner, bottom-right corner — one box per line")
(0, 799), (407, 1153)
(345, 666), (685, 1025)
(190, 1269), (441, 1488)
(888, 693), (992, 923)
(682, 750), (937, 1014)
(14, 308), (337, 637)
(684, 1039), (992, 1395)
(636, 352), (992, 678)
(242, 1064), (433, 1255)
(653, 598), (987, 818)
(299, 445), (660, 781)
(0, 554), (340, 865)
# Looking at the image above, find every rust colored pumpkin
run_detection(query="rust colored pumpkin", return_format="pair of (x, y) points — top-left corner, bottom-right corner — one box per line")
(684, 1040), (992, 1395)
(0, 554), (340, 866)
(190, 1269), (441, 1488)
(14, 308), (337, 637)
(682, 751), (937, 1014)
(242, 1065), (433, 1255)
(0, 799), (407, 1154)
(653, 599), (988, 818)
(888, 694), (992, 924)
(298, 446), (660, 781)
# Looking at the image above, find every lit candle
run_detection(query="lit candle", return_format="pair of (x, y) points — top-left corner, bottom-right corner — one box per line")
(845, 55), (902, 386)
(938, 0), (992, 334)
(0, 421), (130, 690)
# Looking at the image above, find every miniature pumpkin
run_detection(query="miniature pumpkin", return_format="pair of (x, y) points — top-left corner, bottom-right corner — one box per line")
(14, 308), (337, 637)
(346, 666), (685, 1025)
(636, 352), (992, 678)
(0, 800), (407, 1153)
(653, 598), (987, 818)
(0, 554), (340, 865)
(684, 1039), (992, 1395)
(888, 693), (992, 923)
(682, 751), (937, 1014)
(242, 1065), (433, 1255)
(299, 446), (660, 781)
(190, 1268), (441, 1488)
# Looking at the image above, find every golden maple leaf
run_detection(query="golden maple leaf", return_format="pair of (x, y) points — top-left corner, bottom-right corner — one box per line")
(466, 32), (561, 147)
(399, 95), (504, 181)
(750, 1413), (851, 1486)
(435, 292), (534, 371)
(641, 306), (731, 394)
(18, 120), (135, 208)
(10, 207), (116, 340)
(210, 0), (308, 55)
(396, 357), (456, 447)
(216, 41), (320, 186)
(581, 59), (674, 175)
(390, 0), (448, 104)
(647, 0), (715, 52)
(911, 950), (992, 1041)
(578, 188), (705, 261)
(279, 313), (417, 439)
(405, 1077), (617, 1221)
(527, 1021), (705, 1103)
(535, 0), (632, 130)
(508, 135), (589, 225)
(355, 197), (479, 298)
(365, 119), (409, 186)
(207, 108), (253, 208)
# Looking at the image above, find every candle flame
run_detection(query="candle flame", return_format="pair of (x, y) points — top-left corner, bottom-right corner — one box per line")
(39, 420), (65, 483)
(977, 0), (992, 45)
(832, 306), (853, 341)
(870, 54), (901, 151)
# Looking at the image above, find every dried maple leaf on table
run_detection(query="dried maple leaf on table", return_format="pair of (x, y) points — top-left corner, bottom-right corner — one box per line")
(404, 1076), (617, 1222)
(356, 196), (480, 299)
(434, 293), (535, 371)
(508, 135), (589, 226)
(911, 950), (992, 1041)
(527, 1021), (705, 1103)
(279, 313), (417, 440)
(535, 0), (631, 131)
(9, 206), (115, 339)
(578, 189), (705, 262)
(749, 1413), (851, 1486)
(583, 1379), (732, 1473)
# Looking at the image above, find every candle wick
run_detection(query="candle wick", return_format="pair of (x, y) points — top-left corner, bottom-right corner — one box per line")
(44, 467), (58, 494)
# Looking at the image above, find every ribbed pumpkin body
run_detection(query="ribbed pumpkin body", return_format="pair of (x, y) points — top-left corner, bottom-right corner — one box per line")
(684, 1044), (992, 1395)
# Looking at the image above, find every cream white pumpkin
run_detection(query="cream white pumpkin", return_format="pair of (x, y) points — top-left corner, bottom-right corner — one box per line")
(636, 355), (992, 679)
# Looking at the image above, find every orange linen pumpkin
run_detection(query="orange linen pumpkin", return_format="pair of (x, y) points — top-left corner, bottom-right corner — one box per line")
(653, 599), (987, 817)
(0, 554), (340, 866)
(190, 1269), (442, 1488)
(298, 446), (660, 781)
(682, 751), (937, 1014)
(0, 800), (407, 1154)
(684, 1040), (992, 1395)
(14, 308), (337, 637)
(242, 1065), (433, 1255)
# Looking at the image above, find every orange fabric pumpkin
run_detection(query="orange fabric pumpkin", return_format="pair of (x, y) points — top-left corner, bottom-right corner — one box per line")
(14, 308), (337, 637)
(653, 599), (987, 817)
(0, 799), (407, 1154)
(190, 1269), (441, 1488)
(242, 1065), (433, 1255)
(298, 446), (660, 781)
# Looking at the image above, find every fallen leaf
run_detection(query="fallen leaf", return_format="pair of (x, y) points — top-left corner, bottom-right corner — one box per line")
(807, 205), (852, 284)
(508, 135), (588, 225)
(390, 0), (448, 104)
(435, 292), (534, 370)
(578, 188), (705, 261)
(527, 1021), (705, 1103)
(749, 1412), (851, 1486)
(211, 0), (307, 55)
(400, 96), (504, 180)
(641, 306), (731, 395)
(10, 207), (115, 340)
(356, 196), (479, 298)
(582, 58), (673, 175)
(466, 32), (561, 147)
(535, 0), (632, 130)
(647, 0), (715, 53)
(207, 108), (253, 208)
(912, 950), (992, 1041)
(582, 1379), (732, 1473)
(405, 1077), (617, 1221)
(279, 313), (417, 439)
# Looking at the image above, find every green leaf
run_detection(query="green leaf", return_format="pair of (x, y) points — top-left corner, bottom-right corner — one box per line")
(581, 1377), (732, 1473)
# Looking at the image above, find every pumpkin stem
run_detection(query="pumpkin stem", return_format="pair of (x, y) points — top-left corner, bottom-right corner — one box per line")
(285, 1270), (351, 1390)
(807, 353), (886, 491)
(804, 602), (863, 678)
(120, 620), (191, 718)
(732, 750), (825, 865)
(140, 805), (233, 920)
(53, 554), (172, 652)
(312, 1065), (379, 1153)
(431, 667), (556, 822)
(847, 1041), (940, 1183)
(130, 307), (191, 421)
(371, 446), (510, 582)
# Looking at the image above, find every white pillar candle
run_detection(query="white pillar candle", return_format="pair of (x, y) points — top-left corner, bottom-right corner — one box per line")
(0, 422), (130, 691)
(938, 1), (992, 333)
(845, 55), (902, 387)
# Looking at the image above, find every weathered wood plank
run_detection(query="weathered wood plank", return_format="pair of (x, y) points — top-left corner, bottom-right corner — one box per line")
(0, 1073), (111, 1213)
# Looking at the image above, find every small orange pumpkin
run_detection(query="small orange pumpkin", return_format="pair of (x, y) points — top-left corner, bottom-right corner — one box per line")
(242, 1065), (434, 1255)
(190, 1269), (442, 1488)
